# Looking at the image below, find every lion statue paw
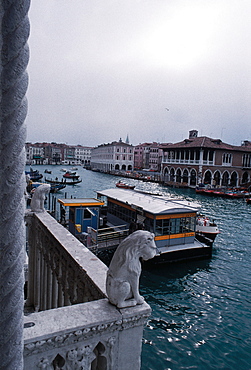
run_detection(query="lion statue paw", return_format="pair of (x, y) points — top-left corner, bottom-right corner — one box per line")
(106, 230), (157, 308)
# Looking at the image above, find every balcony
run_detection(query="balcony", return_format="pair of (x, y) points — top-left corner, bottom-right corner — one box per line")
(162, 158), (200, 165)
(24, 211), (151, 369)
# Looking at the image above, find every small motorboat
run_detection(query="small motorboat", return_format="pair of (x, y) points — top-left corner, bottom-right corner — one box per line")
(116, 181), (135, 190)
(196, 215), (220, 242)
(44, 169), (52, 174)
(246, 198), (251, 204)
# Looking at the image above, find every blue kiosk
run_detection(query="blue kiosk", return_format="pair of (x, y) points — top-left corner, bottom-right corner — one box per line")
(58, 198), (105, 237)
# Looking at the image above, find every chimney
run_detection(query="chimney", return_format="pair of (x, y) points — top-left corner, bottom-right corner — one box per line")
(189, 130), (198, 139)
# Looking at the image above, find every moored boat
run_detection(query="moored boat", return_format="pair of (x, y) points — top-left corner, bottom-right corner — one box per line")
(27, 181), (66, 193)
(116, 181), (135, 189)
(45, 177), (82, 185)
(25, 168), (43, 181)
(196, 215), (220, 242)
(196, 187), (250, 198)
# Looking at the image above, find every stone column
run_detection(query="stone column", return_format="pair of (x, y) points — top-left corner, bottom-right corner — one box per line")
(0, 1), (30, 368)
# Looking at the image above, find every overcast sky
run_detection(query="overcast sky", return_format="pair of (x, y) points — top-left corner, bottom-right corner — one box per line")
(26, 0), (251, 147)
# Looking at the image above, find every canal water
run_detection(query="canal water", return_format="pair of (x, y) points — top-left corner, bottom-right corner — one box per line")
(27, 166), (251, 370)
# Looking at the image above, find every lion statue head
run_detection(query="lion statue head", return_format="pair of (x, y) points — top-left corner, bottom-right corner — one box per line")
(30, 183), (51, 212)
(106, 230), (156, 308)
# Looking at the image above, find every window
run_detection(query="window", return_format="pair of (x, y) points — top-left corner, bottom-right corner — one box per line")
(108, 201), (136, 223)
(155, 217), (195, 236)
(242, 154), (251, 168)
(84, 209), (92, 219)
(222, 153), (232, 165)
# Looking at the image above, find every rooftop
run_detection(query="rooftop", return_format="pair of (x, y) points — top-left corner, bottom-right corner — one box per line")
(58, 198), (104, 207)
(161, 136), (251, 152)
(97, 188), (201, 215)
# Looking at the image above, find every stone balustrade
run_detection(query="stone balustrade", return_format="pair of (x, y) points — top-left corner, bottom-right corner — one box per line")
(24, 211), (151, 369)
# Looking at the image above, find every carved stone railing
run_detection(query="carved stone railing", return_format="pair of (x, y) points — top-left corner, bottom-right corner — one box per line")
(24, 211), (151, 369)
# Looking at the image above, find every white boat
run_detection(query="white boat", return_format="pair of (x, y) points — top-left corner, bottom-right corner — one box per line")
(196, 215), (220, 242)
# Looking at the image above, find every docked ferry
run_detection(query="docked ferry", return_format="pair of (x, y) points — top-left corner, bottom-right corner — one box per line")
(58, 188), (214, 263)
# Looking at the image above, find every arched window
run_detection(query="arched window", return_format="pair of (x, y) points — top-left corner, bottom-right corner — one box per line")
(230, 171), (238, 187)
(170, 168), (175, 181)
(222, 171), (230, 186)
(176, 168), (181, 183)
(242, 171), (249, 184)
(183, 169), (189, 183)
(213, 171), (221, 186)
(204, 170), (212, 185)
(190, 169), (197, 186)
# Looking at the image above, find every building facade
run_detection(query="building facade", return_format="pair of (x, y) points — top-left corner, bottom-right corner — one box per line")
(25, 142), (92, 166)
(75, 145), (92, 166)
(161, 130), (251, 187)
(91, 139), (134, 172)
(26, 143), (47, 165)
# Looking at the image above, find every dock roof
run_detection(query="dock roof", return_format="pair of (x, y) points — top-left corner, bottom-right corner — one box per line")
(97, 188), (201, 215)
(58, 198), (104, 207)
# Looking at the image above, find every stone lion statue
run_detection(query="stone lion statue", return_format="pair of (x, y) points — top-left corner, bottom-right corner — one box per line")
(30, 183), (51, 212)
(106, 230), (157, 308)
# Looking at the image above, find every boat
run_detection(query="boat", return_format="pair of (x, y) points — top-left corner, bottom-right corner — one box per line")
(246, 198), (251, 204)
(116, 181), (135, 189)
(27, 181), (66, 194)
(63, 171), (80, 180)
(44, 169), (52, 174)
(58, 188), (215, 264)
(196, 215), (220, 242)
(195, 187), (250, 198)
(45, 177), (82, 185)
(50, 183), (67, 193)
(25, 168), (43, 181)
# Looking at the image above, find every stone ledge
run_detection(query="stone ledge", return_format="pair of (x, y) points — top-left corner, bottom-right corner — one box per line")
(24, 299), (151, 355)
(25, 210), (108, 297)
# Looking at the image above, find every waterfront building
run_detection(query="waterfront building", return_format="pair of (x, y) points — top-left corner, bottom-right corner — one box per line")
(63, 145), (76, 165)
(46, 143), (66, 165)
(133, 143), (145, 169)
(25, 142), (93, 166)
(25, 142), (47, 165)
(75, 145), (92, 166)
(91, 139), (134, 172)
(133, 142), (153, 170)
(134, 142), (165, 172)
(149, 142), (163, 172)
(161, 130), (251, 187)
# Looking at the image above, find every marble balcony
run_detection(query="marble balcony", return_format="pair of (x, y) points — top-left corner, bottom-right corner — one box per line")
(24, 211), (151, 369)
